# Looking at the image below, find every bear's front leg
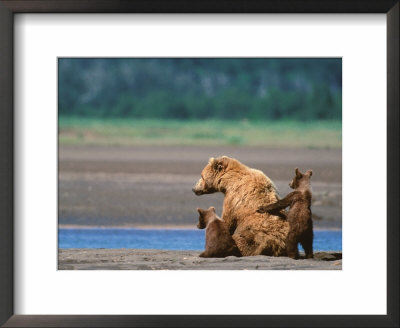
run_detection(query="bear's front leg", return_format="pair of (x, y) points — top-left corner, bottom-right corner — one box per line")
(257, 204), (277, 213)
(257, 194), (294, 213)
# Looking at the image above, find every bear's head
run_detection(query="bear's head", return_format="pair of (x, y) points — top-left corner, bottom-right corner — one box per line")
(192, 156), (231, 195)
(196, 206), (217, 229)
(289, 168), (312, 190)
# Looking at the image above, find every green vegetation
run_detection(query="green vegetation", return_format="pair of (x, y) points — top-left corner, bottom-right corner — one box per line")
(59, 59), (342, 148)
(59, 58), (341, 121)
(59, 117), (342, 149)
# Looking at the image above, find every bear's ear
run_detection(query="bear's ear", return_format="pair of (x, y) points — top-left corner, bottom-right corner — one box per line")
(214, 156), (229, 172)
(213, 159), (224, 172)
(306, 169), (313, 176)
(209, 206), (216, 212)
(197, 208), (203, 215)
(295, 167), (302, 178)
(210, 157), (224, 171)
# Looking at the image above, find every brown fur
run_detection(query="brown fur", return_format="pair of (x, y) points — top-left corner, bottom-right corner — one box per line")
(258, 168), (313, 259)
(197, 206), (241, 258)
(193, 156), (289, 256)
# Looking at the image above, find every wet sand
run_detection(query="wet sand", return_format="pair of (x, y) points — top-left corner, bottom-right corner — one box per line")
(59, 145), (342, 229)
(58, 249), (342, 270)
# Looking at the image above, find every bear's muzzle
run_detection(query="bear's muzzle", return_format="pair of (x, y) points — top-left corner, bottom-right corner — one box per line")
(192, 188), (204, 196)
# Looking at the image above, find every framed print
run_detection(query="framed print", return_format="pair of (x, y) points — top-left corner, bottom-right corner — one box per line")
(0, 1), (398, 327)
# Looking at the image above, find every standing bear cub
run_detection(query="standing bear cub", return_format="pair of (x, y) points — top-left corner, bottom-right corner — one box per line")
(197, 206), (241, 258)
(258, 168), (313, 259)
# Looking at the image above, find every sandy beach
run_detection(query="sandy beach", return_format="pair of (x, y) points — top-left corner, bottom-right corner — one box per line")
(58, 249), (342, 270)
(58, 145), (342, 270)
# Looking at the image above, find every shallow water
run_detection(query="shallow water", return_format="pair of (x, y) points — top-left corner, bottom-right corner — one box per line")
(58, 228), (342, 251)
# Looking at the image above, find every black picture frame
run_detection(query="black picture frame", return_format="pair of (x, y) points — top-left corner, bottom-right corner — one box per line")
(0, 1), (398, 327)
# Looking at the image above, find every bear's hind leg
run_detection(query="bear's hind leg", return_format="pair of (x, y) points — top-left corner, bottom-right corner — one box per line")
(199, 250), (220, 258)
(200, 251), (214, 258)
(231, 245), (242, 257)
(286, 231), (299, 259)
(300, 231), (313, 259)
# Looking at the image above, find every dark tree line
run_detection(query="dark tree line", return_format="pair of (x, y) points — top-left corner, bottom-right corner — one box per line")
(58, 58), (342, 121)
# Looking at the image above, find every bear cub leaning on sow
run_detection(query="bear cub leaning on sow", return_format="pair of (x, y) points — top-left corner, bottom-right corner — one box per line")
(197, 206), (241, 258)
(258, 168), (314, 259)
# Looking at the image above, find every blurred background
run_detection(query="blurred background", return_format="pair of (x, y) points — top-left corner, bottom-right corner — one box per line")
(58, 58), (342, 231)
(59, 58), (341, 121)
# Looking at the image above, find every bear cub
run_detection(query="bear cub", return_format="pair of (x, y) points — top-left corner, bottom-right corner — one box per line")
(197, 206), (241, 258)
(258, 168), (313, 259)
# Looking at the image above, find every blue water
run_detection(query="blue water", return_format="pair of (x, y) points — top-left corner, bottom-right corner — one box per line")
(59, 228), (342, 251)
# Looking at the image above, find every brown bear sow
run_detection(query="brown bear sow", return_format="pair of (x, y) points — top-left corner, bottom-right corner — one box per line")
(258, 168), (313, 259)
(193, 156), (289, 256)
(197, 207), (241, 258)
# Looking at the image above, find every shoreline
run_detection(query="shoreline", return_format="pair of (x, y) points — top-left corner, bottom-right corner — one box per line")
(58, 224), (342, 231)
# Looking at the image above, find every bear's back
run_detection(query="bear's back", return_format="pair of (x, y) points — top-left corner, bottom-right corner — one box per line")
(287, 190), (312, 226)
